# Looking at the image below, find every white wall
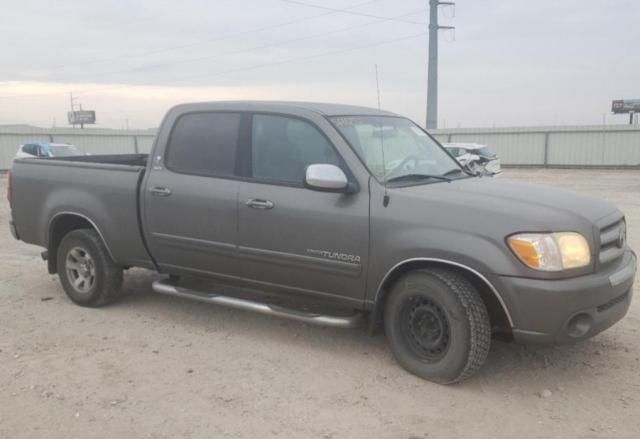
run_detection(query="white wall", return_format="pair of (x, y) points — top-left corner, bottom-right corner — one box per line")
(432, 125), (640, 167)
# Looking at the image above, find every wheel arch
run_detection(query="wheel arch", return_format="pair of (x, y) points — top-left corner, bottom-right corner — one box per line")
(369, 258), (513, 336)
(47, 212), (114, 274)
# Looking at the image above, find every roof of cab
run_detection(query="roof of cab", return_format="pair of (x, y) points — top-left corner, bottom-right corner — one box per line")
(169, 100), (399, 117)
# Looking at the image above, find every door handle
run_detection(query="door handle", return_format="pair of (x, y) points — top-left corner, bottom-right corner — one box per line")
(149, 187), (172, 197)
(246, 198), (274, 210)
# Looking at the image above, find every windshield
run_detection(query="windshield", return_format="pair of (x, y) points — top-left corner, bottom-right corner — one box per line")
(49, 145), (81, 157)
(330, 116), (464, 183)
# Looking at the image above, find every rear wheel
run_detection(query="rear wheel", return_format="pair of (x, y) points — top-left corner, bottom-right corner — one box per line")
(56, 229), (123, 307)
(384, 268), (491, 384)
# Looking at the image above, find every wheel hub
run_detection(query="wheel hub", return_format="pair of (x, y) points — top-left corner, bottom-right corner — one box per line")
(65, 247), (96, 294)
(405, 297), (450, 360)
(412, 307), (444, 348)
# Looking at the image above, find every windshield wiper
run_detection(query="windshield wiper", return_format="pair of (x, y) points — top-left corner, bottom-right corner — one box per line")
(387, 173), (452, 183)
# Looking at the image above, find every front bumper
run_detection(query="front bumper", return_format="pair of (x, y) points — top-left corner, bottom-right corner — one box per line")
(9, 220), (19, 240)
(495, 250), (636, 344)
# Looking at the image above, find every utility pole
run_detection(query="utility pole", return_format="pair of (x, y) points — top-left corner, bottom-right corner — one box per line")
(69, 92), (79, 112)
(426, 0), (455, 129)
(69, 92), (80, 129)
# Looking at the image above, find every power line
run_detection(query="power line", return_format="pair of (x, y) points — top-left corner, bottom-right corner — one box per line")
(281, 0), (428, 25)
(0, 9), (426, 100)
(44, 0), (381, 72)
(51, 8), (425, 83)
(74, 30), (428, 97)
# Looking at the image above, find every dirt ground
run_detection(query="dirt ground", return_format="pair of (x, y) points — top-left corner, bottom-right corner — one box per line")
(1, 169), (639, 439)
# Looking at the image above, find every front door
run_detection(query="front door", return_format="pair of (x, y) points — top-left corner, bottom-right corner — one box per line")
(143, 112), (244, 279)
(238, 114), (369, 304)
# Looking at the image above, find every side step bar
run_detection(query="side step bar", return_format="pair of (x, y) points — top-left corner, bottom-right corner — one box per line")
(152, 280), (362, 329)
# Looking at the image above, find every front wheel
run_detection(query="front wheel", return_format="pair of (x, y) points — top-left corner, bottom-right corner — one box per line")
(56, 229), (123, 307)
(384, 268), (491, 384)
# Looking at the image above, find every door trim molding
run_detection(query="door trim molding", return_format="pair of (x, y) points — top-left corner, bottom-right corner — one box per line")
(238, 245), (362, 277)
(152, 232), (235, 256)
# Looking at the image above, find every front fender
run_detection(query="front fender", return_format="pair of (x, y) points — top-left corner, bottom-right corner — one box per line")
(365, 227), (518, 306)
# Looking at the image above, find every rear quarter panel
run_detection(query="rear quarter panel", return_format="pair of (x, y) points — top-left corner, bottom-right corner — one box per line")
(11, 159), (153, 268)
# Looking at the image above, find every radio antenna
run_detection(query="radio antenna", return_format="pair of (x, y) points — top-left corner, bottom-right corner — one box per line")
(375, 64), (390, 207)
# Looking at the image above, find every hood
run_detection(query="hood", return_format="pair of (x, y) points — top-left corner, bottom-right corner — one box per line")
(395, 176), (619, 234)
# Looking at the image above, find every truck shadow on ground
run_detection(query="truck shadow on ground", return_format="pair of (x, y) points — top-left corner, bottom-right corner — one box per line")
(115, 269), (633, 390)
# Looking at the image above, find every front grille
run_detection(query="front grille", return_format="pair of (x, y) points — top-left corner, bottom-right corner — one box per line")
(597, 291), (629, 312)
(598, 218), (626, 267)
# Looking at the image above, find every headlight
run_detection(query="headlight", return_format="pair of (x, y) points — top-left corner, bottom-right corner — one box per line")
(507, 232), (591, 271)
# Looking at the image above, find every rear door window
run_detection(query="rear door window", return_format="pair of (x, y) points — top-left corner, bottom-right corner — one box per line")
(166, 112), (241, 177)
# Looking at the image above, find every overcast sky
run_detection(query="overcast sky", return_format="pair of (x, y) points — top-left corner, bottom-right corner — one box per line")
(1, 0), (638, 129)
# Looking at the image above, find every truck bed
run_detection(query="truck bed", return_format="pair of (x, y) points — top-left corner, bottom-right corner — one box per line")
(10, 154), (154, 269)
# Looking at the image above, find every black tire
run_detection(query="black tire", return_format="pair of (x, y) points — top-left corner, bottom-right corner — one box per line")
(384, 268), (491, 384)
(56, 229), (123, 307)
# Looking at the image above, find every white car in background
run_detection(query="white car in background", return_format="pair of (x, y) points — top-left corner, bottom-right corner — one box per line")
(15, 142), (83, 159)
(443, 142), (501, 175)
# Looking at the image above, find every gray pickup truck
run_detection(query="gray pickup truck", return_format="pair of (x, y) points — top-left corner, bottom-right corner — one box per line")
(8, 101), (636, 383)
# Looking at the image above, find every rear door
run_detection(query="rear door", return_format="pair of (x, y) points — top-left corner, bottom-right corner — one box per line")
(237, 113), (369, 305)
(143, 112), (246, 279)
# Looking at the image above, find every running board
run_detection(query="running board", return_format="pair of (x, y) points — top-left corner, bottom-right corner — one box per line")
(151, 280), (362, 328)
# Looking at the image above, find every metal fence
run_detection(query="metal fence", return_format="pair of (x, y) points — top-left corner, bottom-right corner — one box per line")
(431, 125), (640, 167)
(1, 124), (639, 170)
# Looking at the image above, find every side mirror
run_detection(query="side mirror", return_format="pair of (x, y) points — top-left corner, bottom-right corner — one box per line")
(304, 164), (351, 193)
